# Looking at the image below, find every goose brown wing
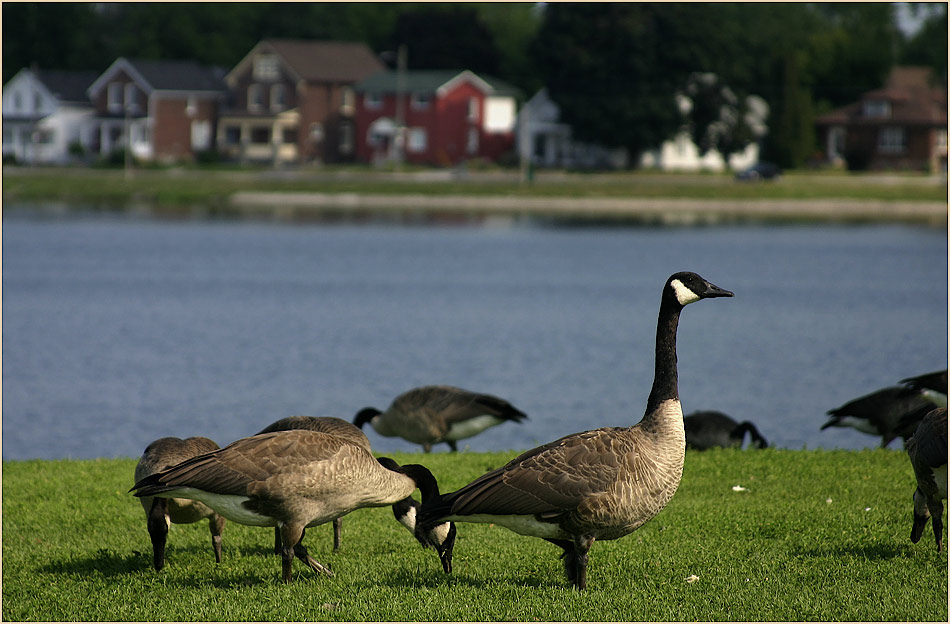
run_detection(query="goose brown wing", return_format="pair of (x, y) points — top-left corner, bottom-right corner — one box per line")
(147, 431), (349, 496)
(447, 428), (629, 517)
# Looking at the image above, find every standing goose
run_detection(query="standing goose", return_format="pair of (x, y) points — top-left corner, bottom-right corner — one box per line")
(257, 416), (455, 570)
(416, 271), (733, 589)
(354, 385), (528, 453)
(684, 411), (768, 450)
(133, 436), (226, 571)
(131, 429), (450, 583)
(907, 407), (947, 551)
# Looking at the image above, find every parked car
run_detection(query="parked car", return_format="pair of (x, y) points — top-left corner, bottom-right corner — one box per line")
(735, 162), (781, 181)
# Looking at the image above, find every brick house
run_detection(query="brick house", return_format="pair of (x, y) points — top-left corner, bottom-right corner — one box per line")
(86, 57), (227, 163)
(2, 67), (98, 163)
(815, 66), (948, 172)
(217, 39), (384, 165)
(353, 70), (520, 166)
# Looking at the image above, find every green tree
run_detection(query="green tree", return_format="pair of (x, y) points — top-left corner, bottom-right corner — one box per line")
(901, 4), (948, 86)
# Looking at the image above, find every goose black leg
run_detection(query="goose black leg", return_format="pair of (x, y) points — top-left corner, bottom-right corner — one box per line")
(571, 534), (595, 590)
(273, 527), (282, 555)
(209, 514), (225, 563)
(332, 518), (342, 551)
(930, 499), (944, 551)
(545, 538), (578, 585)
(146, 498), (170, 571)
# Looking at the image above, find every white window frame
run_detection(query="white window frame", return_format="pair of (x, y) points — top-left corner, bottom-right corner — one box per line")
(407, 127), (427, 153)
(365, 93), (383, 110)
(270, 84), (286, 112)
(878, 126), (906, 154)
(863, 99), (891, 119)
(467, 97), (479, 122)
(248, 84), (263, 113)
(253, 54), (279, 81)
(466, 127), (479, 155)
(107, 83), (123, 113)
(124, 83), (138, 113)
(411, 92), (431, 110)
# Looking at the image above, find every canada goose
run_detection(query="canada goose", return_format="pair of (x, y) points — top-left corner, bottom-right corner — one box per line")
(354, 385), (528, 452)
(684, 411), (768, 450)
(133, 436), (226, 571)
(257, 416), (372, 552)
(907, 407), (947, 551)
(900, 370), (948, 408)
(257, 416), (456, 570)
(416, 271), (733, 589)
(821, 385), (940, 448)
(131, 429), (450, 583)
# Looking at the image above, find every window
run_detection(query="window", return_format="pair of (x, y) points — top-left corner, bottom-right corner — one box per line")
(224, 126), (241, 145)
(270, 84), (286, 112)
(33, 90), (43, 112)
(35, 128), (55, 144)
(186, 96), (198, 118)
(250, 127), (271, 144)
(936, 129), (948, 151)
(466, 127), (479, 154)
(108, 83), (123, 113)
(124, 84), (138, 114)
(878, 127), (906, 153)
(340, 88), (355, 115)
(253, 54), (279, 81)
(282, 127), (297, 144)
(467, 97), (479, 122)
(365, 93), (383, 109)
(191, 120), (211, 150)
(339, 122), (354, 154)
(407, 127), (427, 153)
(863, 99), (890, 119)
(309, 122), (324, 142)
(411, 92), (431, 110)
(248, 85), (264, 113)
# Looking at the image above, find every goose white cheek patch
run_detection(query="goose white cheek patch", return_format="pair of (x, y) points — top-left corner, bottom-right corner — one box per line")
(671, 279), (700, 305)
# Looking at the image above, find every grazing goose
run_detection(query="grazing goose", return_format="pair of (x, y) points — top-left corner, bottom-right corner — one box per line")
(257, 416), (456, 570)
(684, 411), (768, 450)
(900, 370), (948, 408)
(354, 385), (528, 452)
(133, 436), (226, 571)
(131, 429), (450, 583)
(416, 271), (733, 589)
(821, 385), (941, 448)
(907, 407), (947, 551)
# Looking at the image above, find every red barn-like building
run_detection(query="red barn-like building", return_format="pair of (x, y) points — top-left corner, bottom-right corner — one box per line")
(354, 70), (519, 166)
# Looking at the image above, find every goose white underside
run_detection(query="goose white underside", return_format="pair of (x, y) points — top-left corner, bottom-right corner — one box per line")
(445, 415), (506, 441)
(935, 465), (948, 499)
(834, 416), (880, 435)
(445, 513), (568, 540)
(156, 488), (275, 527)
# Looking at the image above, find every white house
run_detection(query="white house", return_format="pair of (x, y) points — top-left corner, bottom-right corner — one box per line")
(2, 68), (99, 164)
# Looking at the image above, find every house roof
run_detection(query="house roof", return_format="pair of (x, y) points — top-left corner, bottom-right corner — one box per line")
(34, 69), (99, 103)
(355, 70), (521, 98)
(88, 58), (227, 98)
(231, 39), (385, 84)
(816, 66), (947, 126)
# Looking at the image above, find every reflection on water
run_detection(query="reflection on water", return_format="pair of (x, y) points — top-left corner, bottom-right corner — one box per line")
(2, 211), (946, 460)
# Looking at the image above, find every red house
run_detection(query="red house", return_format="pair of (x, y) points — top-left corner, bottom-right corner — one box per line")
(354, 70), (519, 166)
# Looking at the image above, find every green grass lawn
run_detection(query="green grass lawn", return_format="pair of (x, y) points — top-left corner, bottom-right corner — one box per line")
(2, 448), (946, 621)
(2, 166), (946, 208)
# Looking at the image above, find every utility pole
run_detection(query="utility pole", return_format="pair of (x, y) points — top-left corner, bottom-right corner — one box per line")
(394, 44), (407, 168)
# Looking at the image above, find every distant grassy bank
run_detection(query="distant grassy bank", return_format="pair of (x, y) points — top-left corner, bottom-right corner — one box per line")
(3, 166), (947, 226)
(2, 448), (946, 621)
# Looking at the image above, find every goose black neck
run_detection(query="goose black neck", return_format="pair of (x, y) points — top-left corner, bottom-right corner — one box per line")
(645, 297), (682, 417)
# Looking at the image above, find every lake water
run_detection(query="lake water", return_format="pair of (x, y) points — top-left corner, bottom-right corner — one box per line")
(2, 209), (946, 460)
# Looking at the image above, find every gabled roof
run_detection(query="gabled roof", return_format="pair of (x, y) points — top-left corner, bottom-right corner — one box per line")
(817, 66), (947, 126)
(34, 69), (99, 103)
(228, 39), (385, 85)
(355, 69), (521, 98)
(88, 58), (227, 98)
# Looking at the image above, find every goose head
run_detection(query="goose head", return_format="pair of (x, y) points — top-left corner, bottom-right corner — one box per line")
(354, 407), (382, 429)
(377, 458), (456, 573)
(666, 272), (734, 307)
